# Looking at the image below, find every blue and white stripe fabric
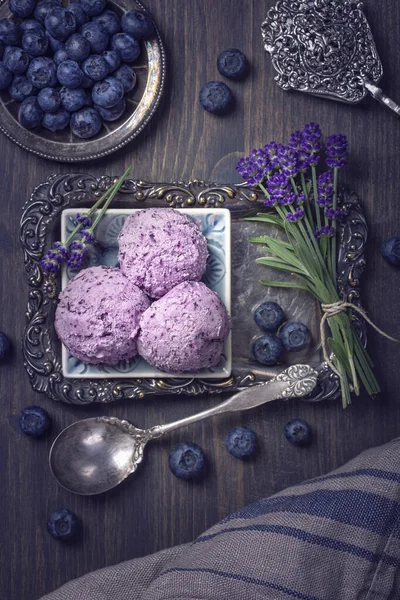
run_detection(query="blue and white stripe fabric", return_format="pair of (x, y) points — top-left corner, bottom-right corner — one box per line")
(42, 438), (400, 600)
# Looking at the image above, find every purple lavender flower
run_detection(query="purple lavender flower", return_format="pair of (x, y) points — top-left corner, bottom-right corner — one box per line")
(236, 156), (254, 178)
(286, 208), (305, 222)
(317, 171), (334, 206)
(325, 207), (345, 220)
(301, 122), (321, 167)
(314, 225), (335, 238)
(40, 254), (60, 274)
(81, 229), (95, 242)
(288, 130), (303, 152)
(40, 241), (70, 273)
(279, 147), (299, 178)
(267, 172), (290, 203)
(76, 213), (92, 228)
(326, 134), (348, 169)
(67, 240), (88, 271)
(264, 142), (285, 169)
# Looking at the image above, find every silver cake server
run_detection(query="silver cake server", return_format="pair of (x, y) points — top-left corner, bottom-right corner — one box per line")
(262, 0), (400, 116)
(49, 364), (318, 495)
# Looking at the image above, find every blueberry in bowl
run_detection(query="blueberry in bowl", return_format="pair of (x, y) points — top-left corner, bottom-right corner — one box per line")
(92, 75), (123, 107)
(18, 96), (43, 128)
(70, 106), (101, 138)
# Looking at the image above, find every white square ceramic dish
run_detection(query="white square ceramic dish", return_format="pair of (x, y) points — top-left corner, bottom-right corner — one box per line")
(60, 208), (231, 379)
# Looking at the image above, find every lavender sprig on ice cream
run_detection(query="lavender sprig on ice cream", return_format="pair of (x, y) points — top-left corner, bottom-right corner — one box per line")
(55, 207), (231, 374)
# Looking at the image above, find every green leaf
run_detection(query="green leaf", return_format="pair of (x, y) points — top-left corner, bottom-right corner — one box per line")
(245, 215), (284, 227)
(256, 257), (305, 276)
(248, 236), (292, 249)
(259, 279), (310, 291)
(327, 338), (352, 378)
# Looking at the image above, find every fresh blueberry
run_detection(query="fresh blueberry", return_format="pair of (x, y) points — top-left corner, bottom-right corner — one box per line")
(67, 2), (88, 27)
(0, 41), (4, 59)
(113, 63), (135, 92)
(57, 59), (83, 88)
(254, 301), (285, 332)
(168, 442), (205, 481)
(217, 48), (249, 80)
(81, 74), (94, 88)
(199, 81), (233, 115)
(60, 86), (86, 111)
(18, 95), (43, 128)
(0, 331), (11, 361)
(111, 33), (140, 62)
(82, 54), (108, 81)
(27, 56), (57, 88)
(46, 32), (65, 52)
(21, 19), (45, 34)
(0, 19), (22, 46)
(121, 9), (154, 40)
(70, 106), (101, 138)
(92, 75), (123, 107)
(65, 33), (90, 61)
(9, 74), (35, 101)
(102, 49), (120, 73)
(284, 418), (312, 447)
(226, 426), (257, 459)
(80, 22), (108, 53)
(38, 87), (61, 112)
(0, 62), (13, 89)
(19, 405), (51, 437)
(22, 29), (49, 57)
(53, 48), (68, 65)
(279, 322), (311, 352)
(45, 7), (76, 41)
(9, 0), (36, 18)
(34, 1), (60, 24)
(79, 0), (106, 17)
(382, 237), (400, 267)
(252, 334), (283, 365)
(47, 509), (80, 541)
(93, 9), (120, 36)
(95, 97), (125, 121)
(42, 107), (70, 131)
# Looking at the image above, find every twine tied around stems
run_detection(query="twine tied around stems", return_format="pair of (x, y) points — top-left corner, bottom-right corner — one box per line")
(320, 301), (399, 378)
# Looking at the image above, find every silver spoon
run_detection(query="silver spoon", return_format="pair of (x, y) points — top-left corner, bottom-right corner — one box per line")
(49, 364), (318, 495)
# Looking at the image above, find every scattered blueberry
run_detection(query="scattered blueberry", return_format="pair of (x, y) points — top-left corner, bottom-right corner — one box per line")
(284, 419), (312, 447)
(217, 48), (249, 80)
(9, 0), (36, 18)
(226, 426), (257, 459)
(38, 87), (61, 112)
(64, 33), (90, 61)
(82, 54), (108, 81)
(79, 0), (106, 17)
(93, 9), (120, 36)
(53, 48), (69, 65)
(22, 29), (49, 56)
(70, 106), (101, 138)
(102, 49), (120, 73)
(47, 509), (80, 541)
(18, 95), (43, 127)
(0, 331), (11, 361)
(92, 75), (123, 107)
(168, 442), (205, 480)
(34, 1), (60, 25)
(19, 405), (51, 437)
(45, 7), (76, 41)
(42, 107), (70, 131)
(95, 97), (125, 121)
(27, 56), (57, 88)
(0, 62), (13, 89)
(60, 86), (86, 111)
(113, 63), (135, 92)
(111, 32), (140, 62)
(0, 18), (22, 45)
(46, 32), (65, 52)
(121, 9), (154, 39)
(57, 59), (83, 88)
(199, 81), (233, 115)
(67, 2), (88, 28)
(21, 19), (45, 34)
(254, 301), (285, 332)
(80, 21), (108, 53)
(9, 74), (35, 101)
(252, 334), (283, 365)
(279, 322), (311, 352)
(382, 237), (400, 267)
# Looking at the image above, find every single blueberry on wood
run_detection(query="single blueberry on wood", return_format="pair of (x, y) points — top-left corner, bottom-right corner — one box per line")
(226, 426), (257, 459)
(217, 48), (249, 79)
(168, 442), (206, 481)
(254, 301), (285, 332)
(382, 237), (400, 267)
(199, 81), (233, 115)
(279, 322), (311, 352)
(252, 334), (283, 365)
(19, 405), (51, 437)
(284, 419), (312, 447)
(47, 509), (80, 540)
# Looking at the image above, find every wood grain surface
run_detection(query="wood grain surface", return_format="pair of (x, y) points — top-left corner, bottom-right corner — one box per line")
(1, 1), (400, 598)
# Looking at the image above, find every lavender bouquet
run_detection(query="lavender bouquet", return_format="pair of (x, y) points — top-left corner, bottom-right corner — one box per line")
(237, 123), (379, 407)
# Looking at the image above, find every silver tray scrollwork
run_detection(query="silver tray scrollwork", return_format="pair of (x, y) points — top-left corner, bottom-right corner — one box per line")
(20, 174), (367, 404)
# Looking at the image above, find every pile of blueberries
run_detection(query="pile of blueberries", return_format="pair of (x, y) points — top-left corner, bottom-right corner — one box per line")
(0, 0), (155, 138)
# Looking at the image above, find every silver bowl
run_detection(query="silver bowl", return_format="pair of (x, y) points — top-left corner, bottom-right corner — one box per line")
(0, 0), (166, 162)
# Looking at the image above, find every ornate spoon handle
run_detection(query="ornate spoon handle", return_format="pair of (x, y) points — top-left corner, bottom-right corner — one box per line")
(150, 365), (318, 438)
(364, 80), (400, 117)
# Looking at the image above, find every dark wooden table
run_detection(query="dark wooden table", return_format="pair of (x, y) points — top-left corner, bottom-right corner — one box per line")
(1, 1), (400, 598)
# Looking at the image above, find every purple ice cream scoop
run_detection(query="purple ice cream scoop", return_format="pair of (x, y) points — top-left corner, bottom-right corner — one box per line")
(55, 265), (150, 365)
(137, 281), (231, 373)
(118, 208), (209, 299)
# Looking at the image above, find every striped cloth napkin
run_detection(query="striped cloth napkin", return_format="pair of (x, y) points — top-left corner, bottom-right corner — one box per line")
(42, 438), (400, 600)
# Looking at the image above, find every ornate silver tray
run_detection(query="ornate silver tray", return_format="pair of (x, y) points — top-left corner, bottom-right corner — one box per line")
(20, 174), (367, 404)
(0, 0), (165, 162)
